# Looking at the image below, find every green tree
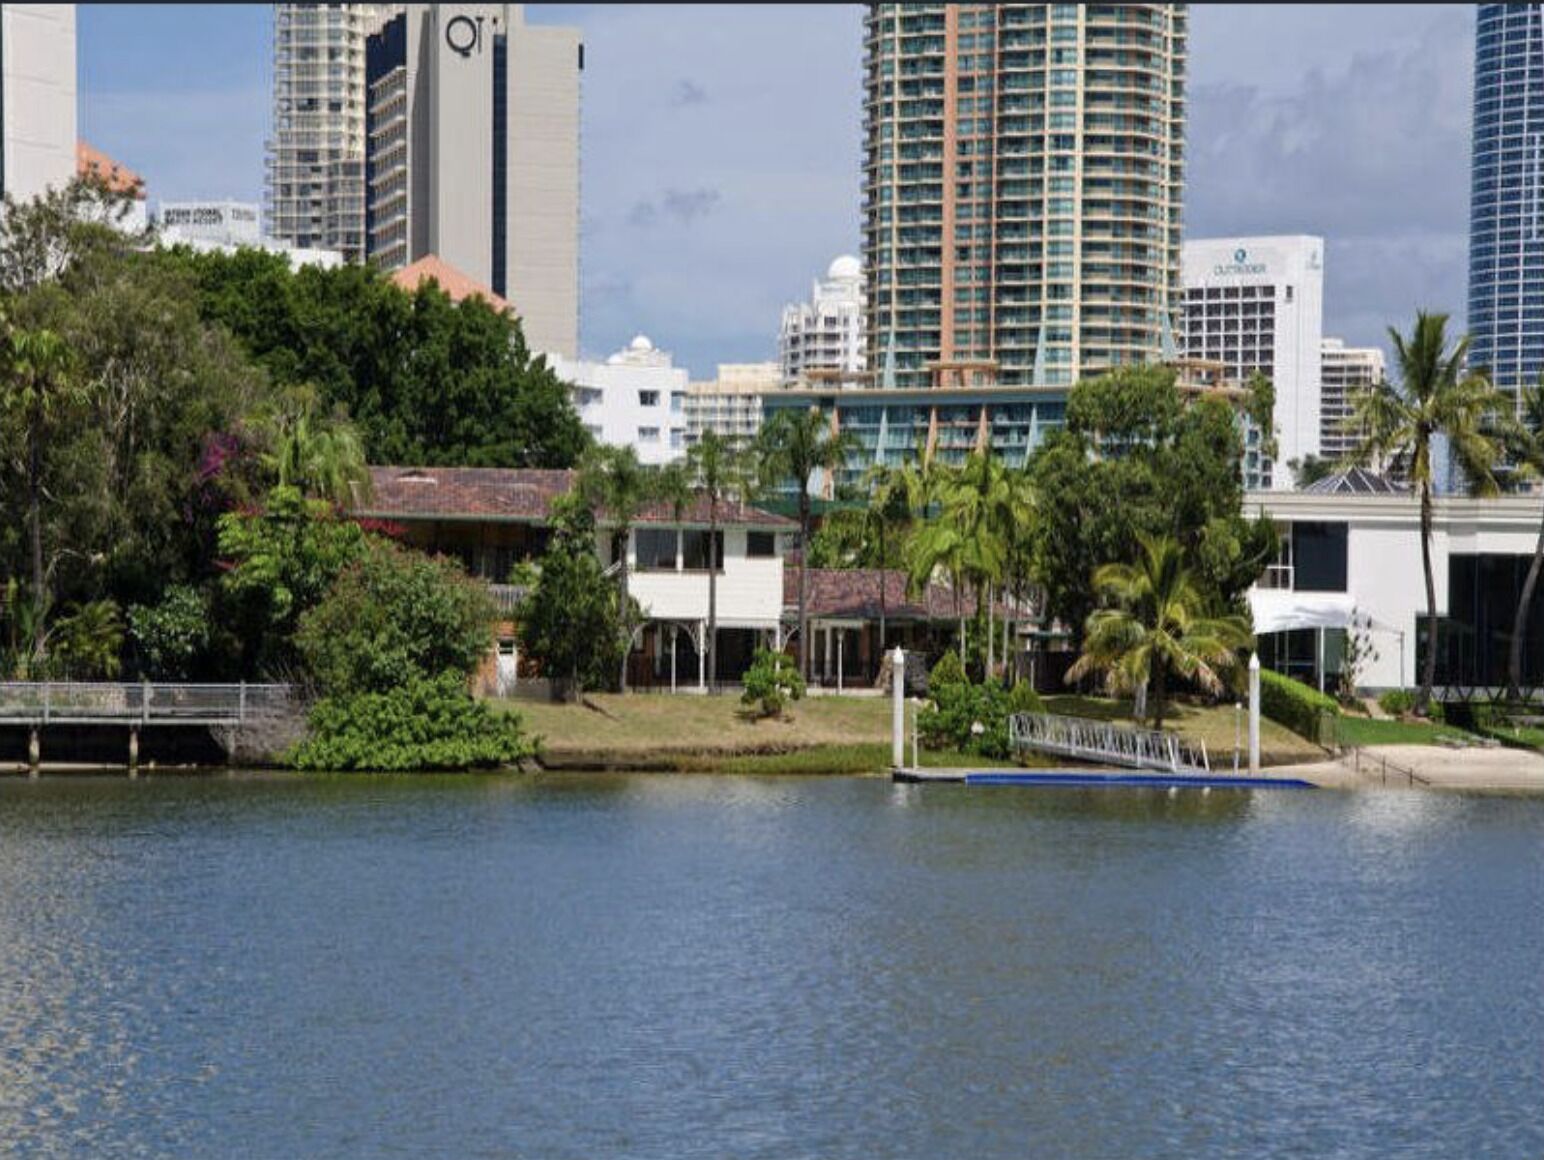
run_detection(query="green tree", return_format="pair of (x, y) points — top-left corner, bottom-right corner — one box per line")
(740, 647), (806, 719)
(49, 599), (124, 679)
(1348, 312), (1506, 714)
(215, 485), (369, 676)
(1501, 375), (1544, 701)
(155, 247), (589, 469)
(1287, 454), (1336, 489)
(1066, 534), (1252, 731)
(756, 408), (859, 679)
(0, 321), (76, 655)
(295, 538), (497, 697)
(260, 388), (372, 508)
(128, 585), (212, 680)
(1027, 364), (1276, 640)
(517, 498), (629, 701)
(684, 431), (756, 687)
(576, 444), (666, 692)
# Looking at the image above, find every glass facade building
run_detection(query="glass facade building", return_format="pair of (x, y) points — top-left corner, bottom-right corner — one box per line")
(1469, 4), (1544, 395)
(862, 3), (1188, 389)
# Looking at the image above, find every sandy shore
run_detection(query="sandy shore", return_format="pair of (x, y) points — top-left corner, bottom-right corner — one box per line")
(1282, 744), (1544, 792)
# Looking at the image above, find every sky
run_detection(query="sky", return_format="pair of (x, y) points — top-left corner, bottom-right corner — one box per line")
(78, 3), (1475, 379)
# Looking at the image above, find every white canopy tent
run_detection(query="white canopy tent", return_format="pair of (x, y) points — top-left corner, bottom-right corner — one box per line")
(1248, 589), (1406, 690)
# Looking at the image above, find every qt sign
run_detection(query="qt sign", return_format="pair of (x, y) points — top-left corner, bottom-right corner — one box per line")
(445, 14), (486, 57)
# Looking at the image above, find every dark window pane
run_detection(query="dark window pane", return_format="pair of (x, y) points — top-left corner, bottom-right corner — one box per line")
(636, 528), (677, 571)
(682, 530), (724, 571)
(1292, 522), (1347, 592)
(747, 531), (776, 558)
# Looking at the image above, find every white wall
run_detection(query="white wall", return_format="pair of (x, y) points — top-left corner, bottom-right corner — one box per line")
(602, 527), (785, 626)
(2, 3), (76, 204)
(551, 342), (689, 464)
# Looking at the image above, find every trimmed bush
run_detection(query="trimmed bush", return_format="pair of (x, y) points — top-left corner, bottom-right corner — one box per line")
(928, 651), (967, 694)
(1377, 688), (1416, 717)
(919, 678), (1013, 759)
(741, 648), (806, 719)
(1259, 668), (1339, 743)
(1007, 680), (1045, 716)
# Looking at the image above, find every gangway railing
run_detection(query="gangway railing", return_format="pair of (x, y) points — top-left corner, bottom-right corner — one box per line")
(1009, 711), (1212, 775)
(0, 683), (293, 727)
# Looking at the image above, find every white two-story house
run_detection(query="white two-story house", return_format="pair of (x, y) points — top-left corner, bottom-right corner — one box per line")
(358, 466), (794, 691)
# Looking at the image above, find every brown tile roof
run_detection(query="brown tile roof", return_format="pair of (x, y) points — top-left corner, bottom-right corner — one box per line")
(390, 255), (511, 312)
(77, 140), (145, 197)
(359, 465), (795, 529)
(787, 567), (1015, 622)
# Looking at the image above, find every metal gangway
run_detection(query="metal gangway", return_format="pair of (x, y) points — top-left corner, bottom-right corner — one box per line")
(0, 682), (293, 727)
(1009, 711), (1212, 775)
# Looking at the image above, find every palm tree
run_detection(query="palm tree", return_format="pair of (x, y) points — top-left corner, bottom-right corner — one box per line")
(860, 462), (912, 654)
(1066, 534), (1251, 731)
(577, 443), (658, 693)
(1349, 312), (1506, 715)
(684, 432), (754, 689)
(756, 408), (859, 680)
(1, 322), (75, 658)
(261, 393), (372, 507)
(1503, 376), (1544, 701)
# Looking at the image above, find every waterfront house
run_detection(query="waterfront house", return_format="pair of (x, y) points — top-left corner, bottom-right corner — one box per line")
(355, 466), (795, 691)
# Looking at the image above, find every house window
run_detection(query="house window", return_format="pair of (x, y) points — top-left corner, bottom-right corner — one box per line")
(635, 528), (678, 571)
(670, 428), (684, 450)
(638, 427), (660, 442)
(639, 390), (660, 407)
(682, 530), (725, 571)
(670, 392), (685, 414)
(1292, 522), (1348, 592)
(747, 531), (777, 558)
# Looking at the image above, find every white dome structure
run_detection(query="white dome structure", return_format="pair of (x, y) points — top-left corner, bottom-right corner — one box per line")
(629, 334), (654, 352)
(827, 254), (861, 280)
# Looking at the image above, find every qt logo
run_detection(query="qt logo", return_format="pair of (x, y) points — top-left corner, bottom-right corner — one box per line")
(445, 14), (482, 57)
(1234, 247), (1247, 263)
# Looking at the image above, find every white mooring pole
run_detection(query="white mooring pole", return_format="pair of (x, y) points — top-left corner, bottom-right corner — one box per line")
(891, 645), (906, 769)
(1248, 653), (1261, 775)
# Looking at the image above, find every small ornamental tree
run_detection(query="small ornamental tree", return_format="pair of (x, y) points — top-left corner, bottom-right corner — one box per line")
(741, 647), (806, 719)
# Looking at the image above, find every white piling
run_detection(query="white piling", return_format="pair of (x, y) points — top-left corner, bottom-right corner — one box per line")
(891, 646), (905, 769)
(1248, 653), (1261, 775)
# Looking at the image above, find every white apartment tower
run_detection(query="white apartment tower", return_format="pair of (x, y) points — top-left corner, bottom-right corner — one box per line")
(1, 3), (77, 204)
(365, 3), (581, 358)
(1318, 338), (1385, 466)
(551, 336), (688, 465)
(267, 4), (396, 263)
(779, 255), (866, 385)
(1181, 236), (1325, 491)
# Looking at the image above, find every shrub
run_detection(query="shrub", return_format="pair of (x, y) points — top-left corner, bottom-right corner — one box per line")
(1259, 668), (1339, 743)
(290, 672), (534, 772)
(928, 650), (967, 694)
(1377, 688), (1416, 717)
(1007, 680), (1045, 716)
(296, 539), (496, 697)
(741, 648), (806, 719)
(919, 678), (1013, 759)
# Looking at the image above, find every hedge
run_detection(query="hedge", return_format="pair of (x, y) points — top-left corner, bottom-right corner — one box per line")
(1259, 669), (1339, 743)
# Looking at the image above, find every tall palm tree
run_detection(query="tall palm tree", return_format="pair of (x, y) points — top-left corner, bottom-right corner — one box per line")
(1503, 375), (1544, 701)
(756, 408), (859, 680)
(1066, 534), (1251, 731)
(684, 431), (754, 688)
(1, 322), (75, 657)
(1349, 312), (1506, 714)
(262, 396), (372, 507)
(860, 462), (911, 653)
(577, 443), (659, 693)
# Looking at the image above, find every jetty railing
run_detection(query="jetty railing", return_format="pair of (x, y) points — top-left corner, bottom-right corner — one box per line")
(1009, 711), (1212, 775)
(0, 682), (293, 727)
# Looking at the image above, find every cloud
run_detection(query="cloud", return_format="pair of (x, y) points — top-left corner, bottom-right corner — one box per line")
(627, 187), (723, 229)
(1186, 7), (1474, 346)
(672, 79), (707, 107)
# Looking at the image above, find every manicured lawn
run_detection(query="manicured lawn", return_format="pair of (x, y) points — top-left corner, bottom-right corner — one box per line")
(1332, 715), (1475, 748)
(1043, 693), (1327, 767)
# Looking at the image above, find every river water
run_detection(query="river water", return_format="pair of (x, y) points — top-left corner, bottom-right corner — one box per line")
(0, 773), (1540, 1158)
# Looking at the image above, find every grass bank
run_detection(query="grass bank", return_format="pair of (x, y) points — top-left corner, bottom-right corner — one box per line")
(1042, 694), (1327, 767)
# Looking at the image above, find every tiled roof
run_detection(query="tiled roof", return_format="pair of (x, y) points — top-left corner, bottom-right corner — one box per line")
(77, 140), (144, 197)
(390, 255), (511, 312)
(787, 567), (1014, 622)
(359, 465), (795, 529)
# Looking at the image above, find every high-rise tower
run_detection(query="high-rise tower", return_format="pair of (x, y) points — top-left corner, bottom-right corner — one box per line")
(1469, 4), (1544, 396)
(862, 3), (1187, 389)
(267, 4), (397, 262)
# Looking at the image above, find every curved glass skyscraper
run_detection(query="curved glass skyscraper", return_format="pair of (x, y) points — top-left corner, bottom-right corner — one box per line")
(1470, 4), (1544, 395)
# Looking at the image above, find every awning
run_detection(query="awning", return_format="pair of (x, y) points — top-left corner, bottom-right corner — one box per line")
(1249, 589), (1401, 636)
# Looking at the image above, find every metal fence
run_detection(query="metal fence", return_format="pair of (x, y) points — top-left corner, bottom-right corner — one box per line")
(1009, 711), (1212, 775)
(0, 683), (293, 727)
